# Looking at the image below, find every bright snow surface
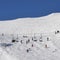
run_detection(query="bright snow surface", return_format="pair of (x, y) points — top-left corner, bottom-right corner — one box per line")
(0, 13), (60, 60)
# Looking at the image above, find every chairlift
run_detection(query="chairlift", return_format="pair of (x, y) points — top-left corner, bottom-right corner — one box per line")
(23, 35), (28, 38)
(32, 36), (37, 42)
(26, 39), (30, 44)
(39, 39), (42, 42)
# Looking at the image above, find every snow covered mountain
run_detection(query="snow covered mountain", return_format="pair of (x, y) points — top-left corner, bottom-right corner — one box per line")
(0, 13), (60, 34)
(0, 13), (60, 60)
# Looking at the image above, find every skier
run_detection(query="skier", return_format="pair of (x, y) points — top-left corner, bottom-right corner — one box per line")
(55, 30), (60, 34)
(47, 37), (50, 41)
(45, 44), (48, 48)
(2, 33), (4, 36)
(20, 40), (23, 44)
(31, 44), (33, 47)
(26, 48), (31, 53)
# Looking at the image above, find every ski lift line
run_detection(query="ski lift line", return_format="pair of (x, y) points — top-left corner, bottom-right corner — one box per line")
(0, 31), (54, 36)
(0, 29), (57, 39)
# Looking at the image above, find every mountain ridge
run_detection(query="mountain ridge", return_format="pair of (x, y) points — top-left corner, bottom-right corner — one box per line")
(0, 13), (60, 34)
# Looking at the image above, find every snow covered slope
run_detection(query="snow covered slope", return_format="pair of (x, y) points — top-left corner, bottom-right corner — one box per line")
(0, 13), (60, 34)
(0, 13), (60, 60)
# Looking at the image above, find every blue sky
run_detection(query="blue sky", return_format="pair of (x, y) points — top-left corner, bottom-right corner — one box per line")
(0, 0), (60, 20)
